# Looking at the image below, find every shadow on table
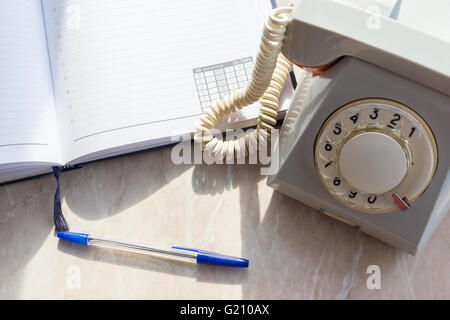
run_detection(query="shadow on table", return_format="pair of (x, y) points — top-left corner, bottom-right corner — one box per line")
(0, 175), (55, 299)
(57, 146), (249, 285)
(0, 146), (194, 298)
(190, 161), (436, 299)
(3, 141), (447, 298)
(61, 147), (192, 221)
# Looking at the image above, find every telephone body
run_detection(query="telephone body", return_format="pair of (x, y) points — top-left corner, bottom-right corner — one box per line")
(267, 0), (450, 254)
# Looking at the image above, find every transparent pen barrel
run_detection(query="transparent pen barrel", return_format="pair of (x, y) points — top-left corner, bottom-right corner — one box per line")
(88, 238), (197, 264)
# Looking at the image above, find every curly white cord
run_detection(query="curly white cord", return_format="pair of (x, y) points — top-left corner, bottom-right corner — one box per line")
(195, 7), (304, 160)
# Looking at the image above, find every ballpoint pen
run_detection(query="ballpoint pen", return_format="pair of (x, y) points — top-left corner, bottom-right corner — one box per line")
(57, 231), (249, 268)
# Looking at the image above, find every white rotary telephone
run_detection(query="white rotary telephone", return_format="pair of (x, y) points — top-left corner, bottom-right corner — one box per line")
(196, 0), (450, 254)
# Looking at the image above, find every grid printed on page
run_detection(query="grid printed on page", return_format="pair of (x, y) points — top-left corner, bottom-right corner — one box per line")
(193, 57), (254, 112)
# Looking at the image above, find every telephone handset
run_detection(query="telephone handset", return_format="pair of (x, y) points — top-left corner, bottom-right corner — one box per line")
(196, 0), (450, 254)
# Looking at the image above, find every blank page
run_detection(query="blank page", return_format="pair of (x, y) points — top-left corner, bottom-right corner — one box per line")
(42, 0), (289, 163)
(0, 0), (60, 166)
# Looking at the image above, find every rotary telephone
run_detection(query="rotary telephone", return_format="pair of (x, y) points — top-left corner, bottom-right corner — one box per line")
(196, 0), (450, 254)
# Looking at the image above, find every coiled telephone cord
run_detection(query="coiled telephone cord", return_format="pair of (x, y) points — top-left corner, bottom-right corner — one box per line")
(194, 7), (312, 159)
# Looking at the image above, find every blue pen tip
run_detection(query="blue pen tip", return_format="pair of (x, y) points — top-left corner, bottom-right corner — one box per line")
(237, 258), (249, 268)
(172, 246), (249, 268)
(196, 250), (249, 268)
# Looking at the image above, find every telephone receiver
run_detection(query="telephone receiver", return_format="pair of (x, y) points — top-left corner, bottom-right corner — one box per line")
(196, 0), (450, 254)
(268, 0), (450, 254)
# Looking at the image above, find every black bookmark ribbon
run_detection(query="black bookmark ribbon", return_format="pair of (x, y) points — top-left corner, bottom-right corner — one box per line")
(52, 166), (70, 232)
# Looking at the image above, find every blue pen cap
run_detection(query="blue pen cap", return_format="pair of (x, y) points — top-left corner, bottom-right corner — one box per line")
(172, 246), (249, 268)
(57, 231), (90, 245)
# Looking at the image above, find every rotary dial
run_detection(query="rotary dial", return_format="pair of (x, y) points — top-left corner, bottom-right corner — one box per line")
(315, 98), (437, 213)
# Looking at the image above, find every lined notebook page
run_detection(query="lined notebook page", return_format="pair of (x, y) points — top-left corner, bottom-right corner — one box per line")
(42, 0), (277, 163)
(0, 0), (60, 165)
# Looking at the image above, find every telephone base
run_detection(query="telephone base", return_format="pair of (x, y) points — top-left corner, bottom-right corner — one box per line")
(268, 57), (450, 255)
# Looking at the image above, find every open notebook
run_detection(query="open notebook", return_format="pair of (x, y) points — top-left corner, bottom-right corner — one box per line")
(0, 0), (294, 184)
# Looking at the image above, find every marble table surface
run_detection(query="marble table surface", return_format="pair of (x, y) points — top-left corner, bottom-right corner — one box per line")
(0, 146), (449, 299)
(1, 0), (449, 298)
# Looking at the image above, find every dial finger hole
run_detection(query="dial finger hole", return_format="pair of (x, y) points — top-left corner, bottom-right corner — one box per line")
(342, 109), (363, 130)
(402, 124), (422, 143)
(385, 110), (403, 129)
(318, 139), (335, 161)
(363, 194), (384, 211)
(329, 176), (346, 195)
(363, 105), (382, 125)
(318, 159), (338, 179)
(324, 122), (346, 143)
(345, 189), (364, 207)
